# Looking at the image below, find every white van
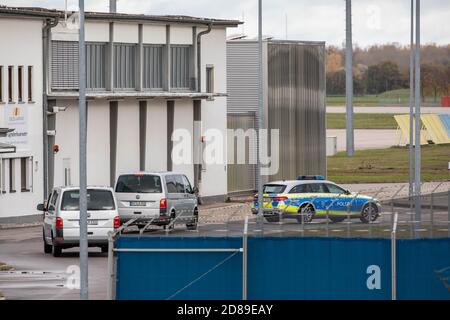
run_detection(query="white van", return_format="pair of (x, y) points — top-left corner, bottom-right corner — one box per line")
(114, 172), (198, 230)
(38, 186), (120, 257)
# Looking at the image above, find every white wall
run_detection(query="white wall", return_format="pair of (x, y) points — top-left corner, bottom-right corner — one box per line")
(173, 100), (194, 185)
(116, 100), (140, 174)
(143, 25), (166, 44)
(198, 28), (228, 197)
(171, 26), (193, 45)
(0, 18), (45, 220)
(114, 23), (139, 43)
(87, 101), (110, 186)
(146, 100), (167, 171)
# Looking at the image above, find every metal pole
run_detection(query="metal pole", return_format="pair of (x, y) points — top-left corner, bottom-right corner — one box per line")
(242, 216), (248, 300)
(391, 212), (398, 300)
(107, 232), (115, 300)
(110, 0), (117, 13)
(409, 0), (415, 207)
(414, 0), (421, 229)
(345, 0), (354, 156)
(78, 0), (88, 300)
(257, 0), (264, 226)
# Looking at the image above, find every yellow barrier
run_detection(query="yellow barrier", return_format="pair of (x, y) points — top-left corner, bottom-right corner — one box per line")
(394, 114), (428, 145)
(421, 114), (450, 145)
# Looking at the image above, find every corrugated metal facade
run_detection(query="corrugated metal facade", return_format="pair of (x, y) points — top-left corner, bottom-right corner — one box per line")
(143, 45), (163, 89)
(226, 40), (326, 193)
(227, 114), (256, 194)
(267, 42), (326, 181)
(114, 43), (137, 89)
(86, 43), (107, 90)
(170, 45), (192, 90)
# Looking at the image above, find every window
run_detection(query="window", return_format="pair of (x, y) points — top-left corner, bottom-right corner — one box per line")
(0, 159), (5, 194)
(206, 65), (214, 94)
(49, 190), (59, 211)
(143, 45), (163, 89)
(171, 45), (192, 89)
(263, 184), (287, 194)
(51, 41), (79, 90)
(27, 66), (33, 102)
(165, 175), (178, 194)
(175, 175), (185, 193)
(18, 66), (23, 102)
(0, 66), (3, 102)
(289, 184), (310, 194)
(115, 174), (162, 194)
(86, 43), (107, 90)
(325, 183), (346, 194)
(9, 158), (15, 193)
(61, 189), (115, 211)
(8, 66), (14, 102)
(307, 183), (327, 194)
(114, 43), (136, 89)
(21, 157), (31, 192)
(182, 175), (193, 194)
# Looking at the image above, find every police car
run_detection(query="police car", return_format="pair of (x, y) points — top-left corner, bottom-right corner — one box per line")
(251, 176), (381, 224)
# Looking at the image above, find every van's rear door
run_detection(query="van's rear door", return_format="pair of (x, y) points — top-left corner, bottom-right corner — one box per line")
(115, 174), (163, 219)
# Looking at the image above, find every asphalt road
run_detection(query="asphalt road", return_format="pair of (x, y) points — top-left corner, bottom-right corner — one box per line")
(1, 206), (448, 300)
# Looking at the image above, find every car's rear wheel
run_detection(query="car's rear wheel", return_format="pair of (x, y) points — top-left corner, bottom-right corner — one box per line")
(43, 230), (52, 254)
(186, 210), (198, 230)
(297, 205), (315, 224)
(329, 216), (346, 223)
(360, 203), (379, 223)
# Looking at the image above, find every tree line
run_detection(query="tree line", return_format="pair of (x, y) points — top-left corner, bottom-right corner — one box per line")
(326, 44), (450, 100)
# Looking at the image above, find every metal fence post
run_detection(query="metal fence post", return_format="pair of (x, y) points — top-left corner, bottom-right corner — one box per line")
(242, 216), (248, 300)
(107, 231), (116, 300)
(391, 212), (398, 300)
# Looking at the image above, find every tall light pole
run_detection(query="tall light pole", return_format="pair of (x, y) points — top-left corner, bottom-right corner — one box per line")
(345, 0), (354, 156)
(257, 0), (264, 224)
(78, 0), (88, 300)
(409, 0), (415, 215)
(414, 0), (422, 226)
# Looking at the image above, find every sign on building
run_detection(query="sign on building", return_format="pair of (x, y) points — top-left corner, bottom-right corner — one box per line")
(1, 104), (29, 151)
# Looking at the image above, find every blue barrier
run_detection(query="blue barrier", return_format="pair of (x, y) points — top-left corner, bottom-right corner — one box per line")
(115, 237), (243, 300)
(114, 236), (450, 300)
(439, 114), (450, 137)
(397, 238), (450, 300)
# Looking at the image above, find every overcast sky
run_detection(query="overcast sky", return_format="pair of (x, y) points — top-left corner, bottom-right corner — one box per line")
(1, 0), (449, 47)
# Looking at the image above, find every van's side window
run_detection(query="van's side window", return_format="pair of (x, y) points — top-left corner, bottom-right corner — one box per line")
(175, 175), (185, 193)
(165, 176), (178, 194)
(182, 175), (192, 193)
(49, 191), (59, 210)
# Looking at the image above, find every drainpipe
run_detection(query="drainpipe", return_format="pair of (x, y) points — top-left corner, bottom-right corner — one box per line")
(42, 16), (59, 200)
(196, 23), (212, 92)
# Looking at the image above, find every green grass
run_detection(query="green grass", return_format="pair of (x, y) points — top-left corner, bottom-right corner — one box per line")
(327, 113), (397, 129)
(327, 89), (440, 106)
(327, 144), (450, 184)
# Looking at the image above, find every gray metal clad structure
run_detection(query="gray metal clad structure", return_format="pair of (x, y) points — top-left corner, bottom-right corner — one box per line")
(226, 40), (326, 193)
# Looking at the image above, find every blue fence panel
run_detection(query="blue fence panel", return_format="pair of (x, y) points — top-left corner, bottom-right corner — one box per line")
(397, 238), (450, 300)
(439, 114), (450, 137)
(247, 237), (391, 300)
(115, 237), (243, 300)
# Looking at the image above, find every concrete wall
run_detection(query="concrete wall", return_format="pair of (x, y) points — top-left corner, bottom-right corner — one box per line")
(0, 18), (44, 222)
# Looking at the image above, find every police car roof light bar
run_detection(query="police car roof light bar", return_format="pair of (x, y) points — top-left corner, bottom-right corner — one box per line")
(297, 175), (325, 181)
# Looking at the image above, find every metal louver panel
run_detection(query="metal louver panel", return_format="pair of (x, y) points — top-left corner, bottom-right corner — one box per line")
(114, 43), (136, 89)
(86, 43), (106, 90)
(51, 41), (79, 90)
(226, 41), (259, 114)
(143, 45), (163, 90)
(170, 45), (191, 90)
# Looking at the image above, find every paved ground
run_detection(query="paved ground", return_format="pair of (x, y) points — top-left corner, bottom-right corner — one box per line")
(327, 106), (450, 114)
(327, 129), (397, 151)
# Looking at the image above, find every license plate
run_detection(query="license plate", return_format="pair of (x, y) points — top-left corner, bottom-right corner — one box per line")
(80, 220), (98, 226)
(130, 201), (146, 207)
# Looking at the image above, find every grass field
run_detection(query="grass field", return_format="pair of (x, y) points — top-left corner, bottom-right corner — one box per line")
(327, 144), (450, 184)
(327, 113), (397, 129)
(327, 89), (441, 106)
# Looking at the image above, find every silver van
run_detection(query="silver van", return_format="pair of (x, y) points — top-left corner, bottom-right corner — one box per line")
(114, 172), (198, 230)
(38, 186), (120, 257)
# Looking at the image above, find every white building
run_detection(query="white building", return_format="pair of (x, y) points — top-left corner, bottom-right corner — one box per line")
(0, 6), (240, 224)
